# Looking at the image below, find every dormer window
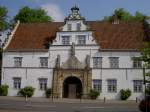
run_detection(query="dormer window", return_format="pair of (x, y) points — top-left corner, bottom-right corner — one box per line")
(62, 36), (70, 45)
(67, 24), (72, 31)
(77, 23), (81, 31)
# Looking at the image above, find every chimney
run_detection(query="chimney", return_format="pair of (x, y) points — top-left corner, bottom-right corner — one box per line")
(111, 14), (119, 24)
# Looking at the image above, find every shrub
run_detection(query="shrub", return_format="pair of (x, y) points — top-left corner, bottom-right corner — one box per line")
(120, 89), (131, 100)
(77, 92), (82, 98)
(88, 89), (100, 99)
(18, 86), (35, 97)
(0, 85), (9, 96)
(45, 88), (51, 98)
(139, 97), (150, 112)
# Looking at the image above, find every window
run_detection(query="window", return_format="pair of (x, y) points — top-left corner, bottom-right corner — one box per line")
(107, 79), (117, 93)
(93, 57), (102, 68)
(13, 77), (21, 89)
(14, 57), (22, 67)
(93, 79), (102, 92)
(133, 60), (142, 68)
(39, 78), (47, 90)
(40, 57), (48, 67)
(77, 23), (81, 31)
(133, 80), (143, 92)
(109, 57), (119, 68)
(146, 83), (150, 90)
(67, 24), (72, 31)
(62, 36), (70, 45)
(78, 35), (86, 45)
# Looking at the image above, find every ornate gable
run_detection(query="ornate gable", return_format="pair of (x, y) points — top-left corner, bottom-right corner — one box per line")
(65, 5), (85, 21)
(61, 43), (84, 69)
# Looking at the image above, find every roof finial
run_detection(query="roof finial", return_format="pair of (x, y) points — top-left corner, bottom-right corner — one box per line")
(65, 4), (85, 21)
(71, 4), (79, 11)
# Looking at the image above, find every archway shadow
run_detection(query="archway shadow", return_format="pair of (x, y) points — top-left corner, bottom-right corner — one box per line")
(63, 76), (82, 98)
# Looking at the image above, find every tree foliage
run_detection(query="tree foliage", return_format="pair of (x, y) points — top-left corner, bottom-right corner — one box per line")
(88, 89), (100, 99)
(0, 6), (8, 31)
(14, 6), (52, 23)
(0, 85), (9, 96)
(134, 35), (150, 95)
(18, 86), (35, 97)
(120, 89), (131, 100)
(142, 42), (150, 87)
(45, 88), (52, 98)
(103, 8), (149, 22)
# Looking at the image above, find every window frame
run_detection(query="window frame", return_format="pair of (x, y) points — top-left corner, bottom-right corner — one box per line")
(93, 57), (102, 68)
(39, 78), (48, 90)
(62, 36), (70, 45)
(13, 77), (21, 89)
(133, 60), (142, 68)
(40, 57), (48, 67)
(76, 23), (81, 31)
(109, 57), (119, 68)
(14, 57), (22, 67)
(133, 80), (143, 93)
(67, 24), (72, 31)
(77, 35), (86, 45)
(107, 79), (117, 93)
(93, 79), (102, 92)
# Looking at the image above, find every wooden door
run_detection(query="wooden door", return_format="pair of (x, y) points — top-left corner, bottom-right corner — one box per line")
(68, 84), (76, 98)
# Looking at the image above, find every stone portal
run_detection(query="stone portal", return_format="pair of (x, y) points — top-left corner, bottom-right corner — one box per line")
(52, 43), (92, 98)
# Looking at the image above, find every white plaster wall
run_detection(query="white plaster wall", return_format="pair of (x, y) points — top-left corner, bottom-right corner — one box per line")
(2, 68), (27, 96)
(3, 52), (49, 68)
(49, 45), (99, 68)
(2, 68), (53, 97)
(53, 32), (96, 45)
(2, 48), (145, 100)
(92, 69), (144, 100)
(63, 20), (87, 31)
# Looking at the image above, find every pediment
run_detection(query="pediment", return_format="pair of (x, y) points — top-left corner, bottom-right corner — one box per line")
(61, 55), (85, 69)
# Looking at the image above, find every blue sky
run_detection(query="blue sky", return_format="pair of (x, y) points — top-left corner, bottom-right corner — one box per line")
(0, 0), (150, 21)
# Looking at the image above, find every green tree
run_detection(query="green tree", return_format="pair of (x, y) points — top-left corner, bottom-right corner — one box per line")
(14, 6), (52, 23)
(134, 12), (149, 22)
(18, 86), (35, 97)
(0, 6), (8, 31)
(103, 8), (149, 22)
(141, 42), (150, 89)
(113, 8), (133, 21)
(134, 29), (150, 94)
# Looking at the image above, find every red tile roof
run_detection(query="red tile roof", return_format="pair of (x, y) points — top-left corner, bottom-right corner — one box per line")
(5, 21), (146, 51)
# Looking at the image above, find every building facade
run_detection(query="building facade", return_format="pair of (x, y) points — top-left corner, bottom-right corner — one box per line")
(1, 6), (146, 100)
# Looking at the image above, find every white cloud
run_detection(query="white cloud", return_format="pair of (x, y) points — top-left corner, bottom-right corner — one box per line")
(41, 3), (64, 22)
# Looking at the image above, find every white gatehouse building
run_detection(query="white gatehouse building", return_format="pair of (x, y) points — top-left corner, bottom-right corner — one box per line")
(1, 6), (147, 100)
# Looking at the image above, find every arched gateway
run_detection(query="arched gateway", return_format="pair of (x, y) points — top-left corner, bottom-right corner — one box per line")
(63, 76), (82, 98)
(52, 43), (92, 98)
